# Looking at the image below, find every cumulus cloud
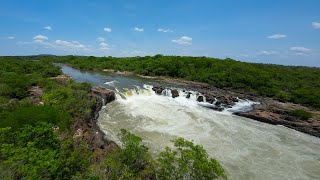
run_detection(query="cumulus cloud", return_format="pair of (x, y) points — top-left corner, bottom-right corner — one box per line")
(44, 26), (52, 31)
(100, 42), (109, 50)
(312, 22), (320, 29)
(33, 35), (48, 43)
(134, 27), (144, 32)
(267, 34), (287, 39)
(290, 47), (311, 55)
(257, 50), (278, 55)
(158, 28), (173, 33)
(172, 36), (192, 45)
(55, 40), (88, 51)
(7, 36), (15, 40)
(104, 27), (112, 32)
(97, 37), (105, 42)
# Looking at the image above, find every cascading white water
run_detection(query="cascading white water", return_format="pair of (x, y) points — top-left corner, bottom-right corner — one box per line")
(97, 84), (320, 180)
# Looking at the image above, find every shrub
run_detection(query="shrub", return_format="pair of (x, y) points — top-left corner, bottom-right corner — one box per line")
(291, 109), (313, 120)
(43, 85), (95, 120)
(0, 106), (72, 131)
(0, 122), (91, 180)
(90, 129), (154, 179)
(156, 138), (227, 180)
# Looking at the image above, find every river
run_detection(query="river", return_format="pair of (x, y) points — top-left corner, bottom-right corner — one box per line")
(58, 64), (320, 180)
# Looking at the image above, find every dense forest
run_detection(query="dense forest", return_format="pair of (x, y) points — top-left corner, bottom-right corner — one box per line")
(0, 57), (226, 179)
(37, 55), (320, 109)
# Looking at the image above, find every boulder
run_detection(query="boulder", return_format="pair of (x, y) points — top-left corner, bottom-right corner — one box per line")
(211, 106), (225, 112)
(217, 96), (235, 106)
(152, 86), (164, 95)
(205, 95), (215, 104)
(197, 95), (204, 102)
(171, 89), (179, 98)
(186, 92), (192, 99)
(92, 86), (116, 105)
(215, 101), (222, 106)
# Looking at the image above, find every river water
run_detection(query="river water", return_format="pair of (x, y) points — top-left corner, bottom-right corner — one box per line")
(58, 64), (320, 180)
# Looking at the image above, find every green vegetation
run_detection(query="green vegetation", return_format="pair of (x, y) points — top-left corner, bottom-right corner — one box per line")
(1, 106), (72, 131)
(0, 122), (91, 179)
(156, 138), (227, 180)
(0, 57), (226, 179)
(85, 130), (227, 180)
(85, 129), (154, 179)
(39, 55), (320, 109)
(290, 109), (313, 120)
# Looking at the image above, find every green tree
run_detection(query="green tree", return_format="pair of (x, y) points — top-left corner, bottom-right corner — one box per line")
(156, 138), (227, 180)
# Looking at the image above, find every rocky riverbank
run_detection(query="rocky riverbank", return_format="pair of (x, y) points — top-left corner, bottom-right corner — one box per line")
(72, 86), (117, 158)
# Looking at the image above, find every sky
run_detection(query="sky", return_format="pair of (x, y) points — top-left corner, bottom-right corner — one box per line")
(0, 0), (320, 67)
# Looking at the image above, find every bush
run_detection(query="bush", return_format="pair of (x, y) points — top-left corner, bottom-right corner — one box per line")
(0, 106), (72, 131)
(88, 129), (154, 179)
(0, 122), (91, 180)
(43, 85), (95, 120)
(156, 138), (227, 180)
(291, 109), (313, 120)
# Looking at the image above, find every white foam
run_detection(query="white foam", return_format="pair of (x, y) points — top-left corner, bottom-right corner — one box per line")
(225, 99), (259, 113)
(104, 80), (118, 86)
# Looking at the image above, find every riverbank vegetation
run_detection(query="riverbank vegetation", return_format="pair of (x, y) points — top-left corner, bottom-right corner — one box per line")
(38, 55), (320, 109)
(0, 57), (226, 179)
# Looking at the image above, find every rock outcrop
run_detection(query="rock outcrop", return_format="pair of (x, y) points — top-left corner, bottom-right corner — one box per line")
(73, 86), (118, 161)
(171, 89), (179, 98)
(235, 101), (320, 138)
(196, 95), (204, 102)
(152, 86), (164, 95)
(28, 86), (43, 104)
(92, 86), (116, 105)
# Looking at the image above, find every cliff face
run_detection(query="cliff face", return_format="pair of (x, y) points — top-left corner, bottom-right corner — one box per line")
(72, 86), (117, 162)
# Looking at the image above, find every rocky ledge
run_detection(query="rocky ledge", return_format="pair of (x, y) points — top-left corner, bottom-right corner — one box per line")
(152, 85), (240, 111)
(235, 100), (320, 138)
(73, 86), (117, 160)
(151, 84), (320, 138)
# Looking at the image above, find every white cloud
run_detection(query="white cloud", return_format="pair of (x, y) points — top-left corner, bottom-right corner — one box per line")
(100, 42), (109, 50)
(33, 35), (48, 43)
(120, 50), (150, 57)
(44, 26), (52, 31)
(7, 36), (15, 40)
(290, 47), (311, 55)
(97, 37), (105, 42)
(257, 50), (278, 55)
(104, 27), (112, 32)
(158, 28), (173, 33)
(312, 22), (320, 29)
(267, 34), (287, 39)
(172, 36), (192, 45)
(55, 40), (88, 51)
(134, 27), (144, 32)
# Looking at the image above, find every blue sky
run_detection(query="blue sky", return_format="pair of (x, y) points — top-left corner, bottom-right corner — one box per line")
(1, 0), (320, 67)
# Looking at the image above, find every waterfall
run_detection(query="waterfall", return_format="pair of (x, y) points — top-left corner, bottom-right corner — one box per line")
(101, 98), (105, 106)
(161, 89), (172, 97)
(113, 84), (257, 113)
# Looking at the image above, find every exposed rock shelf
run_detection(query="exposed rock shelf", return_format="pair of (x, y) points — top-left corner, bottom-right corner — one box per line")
(73, 86), (117, 156)
(151, 85), (320, 138)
